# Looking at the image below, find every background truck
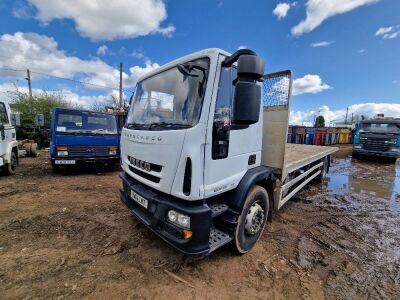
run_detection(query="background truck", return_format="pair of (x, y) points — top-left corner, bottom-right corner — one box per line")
(0, 101), (19, 175)
(50, 108), (120, 172)
(353, 118), (400, 163)
(119, 48), (337, 255)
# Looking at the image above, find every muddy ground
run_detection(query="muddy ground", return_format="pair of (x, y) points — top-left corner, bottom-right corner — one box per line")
(0, 145), (399, 299)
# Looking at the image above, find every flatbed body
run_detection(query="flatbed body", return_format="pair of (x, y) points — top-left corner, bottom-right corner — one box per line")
(283, 144), (338, 177)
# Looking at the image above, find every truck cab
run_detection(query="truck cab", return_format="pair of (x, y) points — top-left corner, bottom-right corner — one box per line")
(119, 48), (336, 255)
(353, 118), (400, 163)
(0, 101), (18, 175)
(50, 108), (120, 171)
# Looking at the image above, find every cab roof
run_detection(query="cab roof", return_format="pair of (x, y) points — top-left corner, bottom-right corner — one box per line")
(137, 48), (231, 83)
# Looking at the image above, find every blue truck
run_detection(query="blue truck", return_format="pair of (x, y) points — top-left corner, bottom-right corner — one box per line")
(353, 118), (400, 163)
(50, 108), (120, 171)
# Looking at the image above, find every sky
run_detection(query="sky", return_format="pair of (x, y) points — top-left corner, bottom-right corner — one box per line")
(0, 0), (399, 125)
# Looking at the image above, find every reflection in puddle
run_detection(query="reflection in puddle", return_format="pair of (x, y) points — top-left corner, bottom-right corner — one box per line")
(327, 160), (400, 213)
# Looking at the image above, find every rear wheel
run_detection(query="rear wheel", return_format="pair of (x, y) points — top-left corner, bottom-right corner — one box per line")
(315, 157), (328, 183)
(234, 185), (269, 254)
(4, 151), (17, 175)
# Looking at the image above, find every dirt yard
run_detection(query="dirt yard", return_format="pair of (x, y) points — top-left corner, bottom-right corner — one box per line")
(1, 146), (399, 299)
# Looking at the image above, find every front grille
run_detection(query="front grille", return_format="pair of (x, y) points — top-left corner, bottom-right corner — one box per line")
(127, 156), (162, 172)
(67, 146), (110, 157)
(360, 139), (391, 152)
(129, 165), (161, 183)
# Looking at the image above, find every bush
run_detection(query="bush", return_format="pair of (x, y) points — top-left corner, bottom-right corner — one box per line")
(9, 89), (78, 146)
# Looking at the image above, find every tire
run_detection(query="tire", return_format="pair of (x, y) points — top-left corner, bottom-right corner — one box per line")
(315, 157), (328, 183)
(51, 161), (60, 173)
(4, 151), (17, 175)
(234, 185), (269, 254)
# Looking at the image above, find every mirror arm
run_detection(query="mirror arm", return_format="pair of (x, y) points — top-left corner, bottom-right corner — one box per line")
(222, 49), (257, 67)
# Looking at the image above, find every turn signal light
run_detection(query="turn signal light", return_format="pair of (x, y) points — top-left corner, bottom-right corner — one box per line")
(183, 230), (193, 240)
(56, 146), (68, 151)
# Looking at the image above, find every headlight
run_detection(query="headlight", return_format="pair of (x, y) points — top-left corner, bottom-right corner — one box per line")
(167, 210), (190, 229)
(109, 146), (118, 155)
(57, 151), (68, 157)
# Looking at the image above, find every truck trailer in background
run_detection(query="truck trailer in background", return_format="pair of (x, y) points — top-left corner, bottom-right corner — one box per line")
(118, 48), (337, 255)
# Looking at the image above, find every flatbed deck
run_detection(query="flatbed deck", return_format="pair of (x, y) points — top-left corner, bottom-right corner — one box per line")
(283, 144), (338, 177)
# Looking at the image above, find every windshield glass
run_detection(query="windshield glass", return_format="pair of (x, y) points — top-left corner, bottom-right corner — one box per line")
(360, 122), (400, 133)
(126, 57), (210, 129)
(56, 111), (117, 134)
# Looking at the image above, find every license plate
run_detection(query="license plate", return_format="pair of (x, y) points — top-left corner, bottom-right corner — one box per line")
(55, 160), (76, 165)
(130, 190), (148, 209)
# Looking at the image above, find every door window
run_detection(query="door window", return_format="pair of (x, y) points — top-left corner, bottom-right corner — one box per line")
(212, 67), (237, 159)
(0, 102), (9, 124)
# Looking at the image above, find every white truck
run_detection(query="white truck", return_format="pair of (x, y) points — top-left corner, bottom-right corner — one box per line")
(0, 101), (19, 175)
(119, 48), (337, 255)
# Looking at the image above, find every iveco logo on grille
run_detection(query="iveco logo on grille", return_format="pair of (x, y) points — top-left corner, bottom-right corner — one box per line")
(86, 148), (95, 153)
(129, 156), (151, 172)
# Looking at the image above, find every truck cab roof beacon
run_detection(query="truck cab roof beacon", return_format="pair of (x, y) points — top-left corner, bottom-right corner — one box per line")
(119, 48), (337, 255)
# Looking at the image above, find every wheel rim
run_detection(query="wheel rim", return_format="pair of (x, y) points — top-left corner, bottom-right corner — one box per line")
(244, 202), (264, 235)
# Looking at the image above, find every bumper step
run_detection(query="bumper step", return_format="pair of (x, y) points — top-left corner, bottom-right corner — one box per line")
(209, 202), (229, 218)
(209, 227), (232, 253)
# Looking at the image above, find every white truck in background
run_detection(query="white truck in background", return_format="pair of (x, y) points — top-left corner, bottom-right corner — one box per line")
(0, 101), (19, 175)
(119, 48), (337, 255)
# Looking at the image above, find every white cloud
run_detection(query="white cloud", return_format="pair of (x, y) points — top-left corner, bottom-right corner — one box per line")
(290, 103), (400, 125)
(293, 74), (331, 96)
(0, 32), (159, 90)
(24, 0), (175, 41)
(311, 40), (334, 47)
(358, 49), (366, 53)
(96, 45), (108, 56)
(291, 0), (380, 36)
(375, 26), (400, 40)
(273, 3), (291, 20)
(0, 82), (120, 108)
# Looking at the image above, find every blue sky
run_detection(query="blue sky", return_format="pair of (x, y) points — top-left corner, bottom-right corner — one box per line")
(0, 0), (399, 125)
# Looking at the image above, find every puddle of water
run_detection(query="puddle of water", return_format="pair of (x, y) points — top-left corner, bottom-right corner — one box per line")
(327, 160), (400, 213)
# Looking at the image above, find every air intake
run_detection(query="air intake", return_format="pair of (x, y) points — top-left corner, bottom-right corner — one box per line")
(183, 158), (192, 196)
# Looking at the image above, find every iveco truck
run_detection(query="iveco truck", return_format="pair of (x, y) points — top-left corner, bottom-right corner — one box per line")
(119, 48), (337, 255)
(0, 101), (18, 175)
(353, 118), (400, 163)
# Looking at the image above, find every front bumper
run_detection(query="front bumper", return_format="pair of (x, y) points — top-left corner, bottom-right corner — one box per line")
(51, 157), (120, 164)
(353, 147), (400, 158)
(119, 172), (212, 256)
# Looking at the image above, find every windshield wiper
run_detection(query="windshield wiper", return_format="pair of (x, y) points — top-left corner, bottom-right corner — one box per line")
(148, 122), (191, 130)
(126, 122), (147, 129)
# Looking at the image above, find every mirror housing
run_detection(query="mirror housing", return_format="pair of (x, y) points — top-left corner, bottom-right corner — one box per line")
(232, 81), (261, 125)
(231, 53), (264, 125)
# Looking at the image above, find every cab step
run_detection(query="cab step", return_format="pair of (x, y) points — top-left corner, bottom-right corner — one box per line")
(209, 227), (232, 253)
(209, 202), (229, 218)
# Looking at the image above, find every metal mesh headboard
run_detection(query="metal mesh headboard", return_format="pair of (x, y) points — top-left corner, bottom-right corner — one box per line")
(262, 70), (292, 109)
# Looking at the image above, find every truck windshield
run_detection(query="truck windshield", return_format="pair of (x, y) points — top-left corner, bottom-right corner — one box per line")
(126, 57), (210, 130)
(56, 110), (117, 134)
(360, 122), (400, 134)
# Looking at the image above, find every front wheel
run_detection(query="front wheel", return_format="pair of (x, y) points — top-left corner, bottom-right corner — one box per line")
(4, 151), (17, 175)
(234, 185), (269, 254)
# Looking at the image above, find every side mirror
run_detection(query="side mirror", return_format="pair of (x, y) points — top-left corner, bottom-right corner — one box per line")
(10, 112), (21, 127)
(232, 55), (264, 125)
